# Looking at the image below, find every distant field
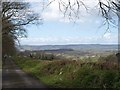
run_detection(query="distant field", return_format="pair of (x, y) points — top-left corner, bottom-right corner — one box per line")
(18, 45), (117, 61)
(13, 55), (120, 88)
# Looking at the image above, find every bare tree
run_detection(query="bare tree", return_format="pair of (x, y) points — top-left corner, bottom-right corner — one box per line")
(47, 0), (88, 21)
(2, 2), (42, 56)
(98, 0), (120, 56)
(98, 0), (120, 31)
(47, 0), (119, 28)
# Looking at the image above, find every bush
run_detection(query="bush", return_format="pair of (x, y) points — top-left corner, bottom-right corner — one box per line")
(73, 67), (99, 88)
(100, 70), (117, 88)
(13, 56), (120, 88)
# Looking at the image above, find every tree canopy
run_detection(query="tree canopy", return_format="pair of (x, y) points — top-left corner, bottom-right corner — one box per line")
(2, 2), (42, 56)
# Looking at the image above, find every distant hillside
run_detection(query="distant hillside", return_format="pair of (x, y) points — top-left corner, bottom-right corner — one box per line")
(17, 44), (118, 52)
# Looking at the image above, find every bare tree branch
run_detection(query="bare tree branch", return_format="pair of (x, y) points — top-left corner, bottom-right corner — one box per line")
(2, 2), (42, 56)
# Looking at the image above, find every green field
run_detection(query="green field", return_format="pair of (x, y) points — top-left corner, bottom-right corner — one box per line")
(13, 55), (120, 88)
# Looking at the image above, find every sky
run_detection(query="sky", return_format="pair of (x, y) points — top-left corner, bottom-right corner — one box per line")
(19, 0), (118, 45)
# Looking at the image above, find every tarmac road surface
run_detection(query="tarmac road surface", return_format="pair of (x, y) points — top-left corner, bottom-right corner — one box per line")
(2, 58), (48, 89)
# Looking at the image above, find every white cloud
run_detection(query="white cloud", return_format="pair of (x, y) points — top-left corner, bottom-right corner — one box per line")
(40, 0), (101, 22)
(4, 0), (110, 23)
(22, 0), (111, 23)
(42, 11), (62, 21)
(19, 34), (118, 45)
(103, 33), (111, 39)
(2, 0), (43, 2)
(23, 0), (42, 2)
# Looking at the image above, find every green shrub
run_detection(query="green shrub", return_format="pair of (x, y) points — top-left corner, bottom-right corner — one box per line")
(72, 67), (98, 88)
(99, 70), (118, 88)
(13, 56), (120, 88)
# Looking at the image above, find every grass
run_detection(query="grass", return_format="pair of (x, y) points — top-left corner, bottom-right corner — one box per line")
(13, 56), (120, 88)
(0, 60), (2, 69)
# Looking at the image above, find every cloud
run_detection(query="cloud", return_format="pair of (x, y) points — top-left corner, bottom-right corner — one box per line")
(40, 0), (101, 22)
(5, 0), (108, 23)
(22, 0), (109, 23)
(103, 33), (111, 39)
(42, 11), (61, 21)
(23, 0), (42, 2)
(2, 0), (43, 2)
(19, 34), (118, 45)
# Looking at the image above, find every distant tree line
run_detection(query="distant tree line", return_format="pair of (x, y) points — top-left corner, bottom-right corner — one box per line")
(18, 51), (55, 60)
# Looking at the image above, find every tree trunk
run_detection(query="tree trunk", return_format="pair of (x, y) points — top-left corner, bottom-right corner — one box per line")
(118, 11), (120, 53)
(118, 11), (120, 71)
